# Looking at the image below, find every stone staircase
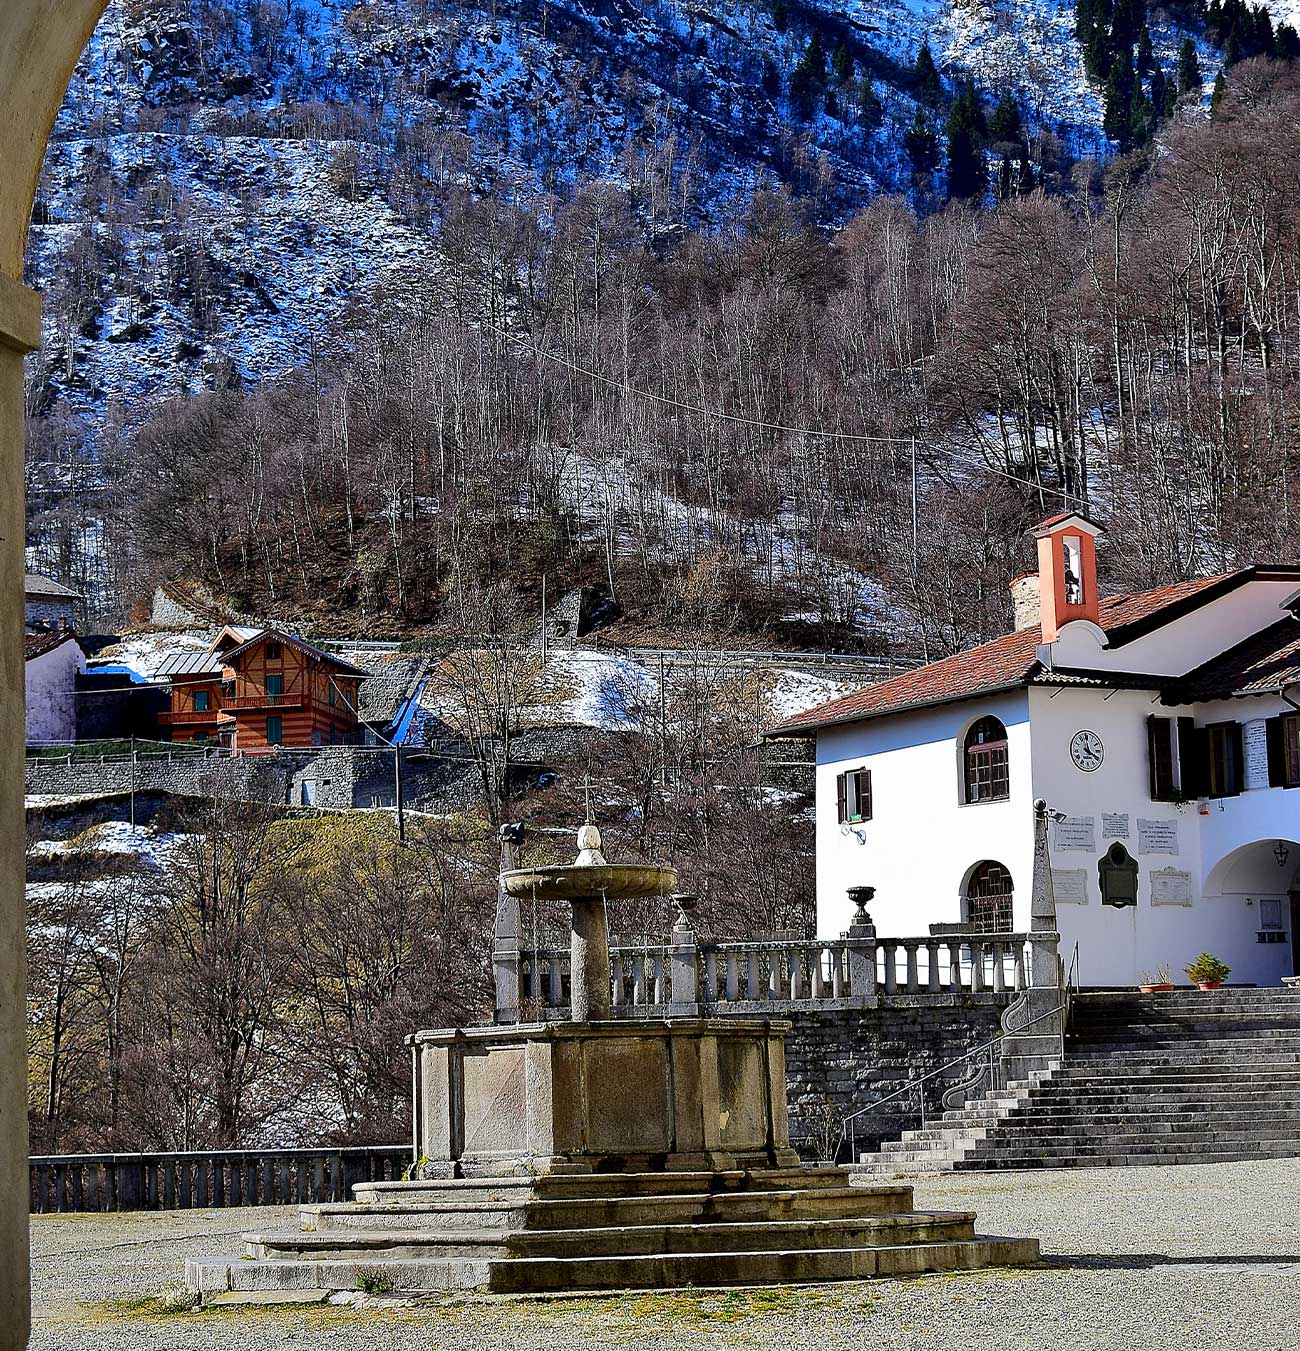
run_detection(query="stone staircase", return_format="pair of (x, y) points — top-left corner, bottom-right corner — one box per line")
(856, 987), (1300, 1173)
(185, 1167), (1039, 1297)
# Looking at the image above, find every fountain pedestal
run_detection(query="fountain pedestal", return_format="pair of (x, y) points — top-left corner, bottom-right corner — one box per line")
(411, 1017), (799, 1177)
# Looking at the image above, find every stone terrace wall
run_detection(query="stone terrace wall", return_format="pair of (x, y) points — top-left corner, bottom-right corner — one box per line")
(783, 995), (1010, 1159)
(25, 753), (296, 804)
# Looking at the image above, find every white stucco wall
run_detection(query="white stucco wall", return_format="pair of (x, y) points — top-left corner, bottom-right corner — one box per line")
(815, 690), (1034, 942)
(25, 640), (83, 742)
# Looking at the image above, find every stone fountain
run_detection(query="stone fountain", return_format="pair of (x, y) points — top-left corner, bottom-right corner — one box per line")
(187, 823), (1039, 1298)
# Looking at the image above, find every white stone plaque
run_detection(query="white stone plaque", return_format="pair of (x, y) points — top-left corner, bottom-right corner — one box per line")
(1102, 813), (1130, 839)
(1244, 719), (1270, 791)
(1053, 816), (1096, 851)
(1052, 869), (1089, 905)
(1137, 818), (1179, 855)
(1150, 867), (1193, 906)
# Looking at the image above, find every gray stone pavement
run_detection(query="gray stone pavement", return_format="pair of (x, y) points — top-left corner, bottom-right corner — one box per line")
(29, 1159), (1300, 1351)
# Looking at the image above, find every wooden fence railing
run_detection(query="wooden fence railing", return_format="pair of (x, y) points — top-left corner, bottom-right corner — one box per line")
(28, 1145), (410, 1214)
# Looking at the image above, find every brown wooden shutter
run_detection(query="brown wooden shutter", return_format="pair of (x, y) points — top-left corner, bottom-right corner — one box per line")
(1266, 715), (1291, 787)
(1177, 716), (1207, 799)
(1225, 721), (1245, 796)
(836, 772), (847, 823)
(1147, 715), (1170, 800)
(863, 769), (873, 820)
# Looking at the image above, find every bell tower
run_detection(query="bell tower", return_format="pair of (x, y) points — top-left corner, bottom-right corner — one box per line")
(1033, 512), (1101, 642)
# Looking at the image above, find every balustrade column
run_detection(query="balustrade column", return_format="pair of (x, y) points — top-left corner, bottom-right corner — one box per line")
(992, 941), (1006, 993)
(726, 952), (739, 1001)
(1014, 942), (1028, 991)
(926, 940), (941, 993)
(948, 941), (963, 991)
(746, 951), (759, 1001)
(904, 942), (920, 993)
(971, 939), (985, 993)
(612, 953), (627, 1007)
(547, 954), (562, 1009)
(704, 949), (718, 1004)
(882, 941), (898, 995)
(811, 947), (827, 998)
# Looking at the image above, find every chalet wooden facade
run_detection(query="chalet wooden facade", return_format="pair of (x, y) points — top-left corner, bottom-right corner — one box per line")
(157, 627), (366, 750)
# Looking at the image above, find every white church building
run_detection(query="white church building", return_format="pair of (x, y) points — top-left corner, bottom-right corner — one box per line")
(777, 513), (1300, 987)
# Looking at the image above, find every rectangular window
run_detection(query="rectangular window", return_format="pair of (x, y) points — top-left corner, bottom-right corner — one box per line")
(1266, 713), (1300, 788)
(193, 689), (210, 712)
(1260, 898), (1284, 930)
(1206, 721), (1244, 797)
(966, 745), (1009, 803)
(836, 767), (872, 823)
(328, 681), (336, 706)
(1148, 716), (1202, 800)
(266, 673), (283, 702)
(266, 714), (283, 746)
(266, 642), (282, 660)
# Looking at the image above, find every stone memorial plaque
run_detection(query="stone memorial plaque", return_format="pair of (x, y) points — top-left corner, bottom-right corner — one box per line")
(1244, 719), (1270, 791)
(1137, 818), (1179, 855)
(1053, 816), (1096, 851)
(1102, 813), (1130, 839)
(1052, 868), (1088, 905)
(1150, 867), (1193, 906)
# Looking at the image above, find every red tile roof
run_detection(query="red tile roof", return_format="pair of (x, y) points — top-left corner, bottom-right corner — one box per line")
(774, 573), (1241, 734)
(24, 630), (79, 662)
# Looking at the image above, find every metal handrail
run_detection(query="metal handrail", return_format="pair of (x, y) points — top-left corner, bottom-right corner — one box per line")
(841, 940), (1080, 1164)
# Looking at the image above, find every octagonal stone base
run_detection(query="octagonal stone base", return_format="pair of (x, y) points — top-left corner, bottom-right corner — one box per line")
(410, 1018), (800, 1177)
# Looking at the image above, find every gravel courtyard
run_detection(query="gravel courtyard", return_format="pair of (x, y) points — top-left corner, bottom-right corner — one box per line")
(29, 1159), (1300, 1351)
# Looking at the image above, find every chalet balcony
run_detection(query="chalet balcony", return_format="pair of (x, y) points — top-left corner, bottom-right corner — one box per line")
(159, 708), (222, 727)
(223, 692), (304, 711)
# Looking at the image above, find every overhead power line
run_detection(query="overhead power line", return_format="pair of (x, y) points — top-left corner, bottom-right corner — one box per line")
(480, 320), (1087, 506)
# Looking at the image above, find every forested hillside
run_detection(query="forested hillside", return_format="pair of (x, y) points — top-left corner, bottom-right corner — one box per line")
(24, 0), (1300, 656)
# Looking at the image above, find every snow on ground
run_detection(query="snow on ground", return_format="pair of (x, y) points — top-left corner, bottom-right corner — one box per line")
(547, 650), (655, 729)
(87, 629), (209, 678)
(763, 669), (867, 723)
(27, 821), (193, 872)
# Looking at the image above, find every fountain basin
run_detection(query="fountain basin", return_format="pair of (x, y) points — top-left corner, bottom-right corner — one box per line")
(409, 1017), (799, 1177)
(500, 863), (677, 900)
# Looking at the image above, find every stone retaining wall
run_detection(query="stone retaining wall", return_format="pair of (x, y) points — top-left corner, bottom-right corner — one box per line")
(24, 753), (296, 803)
(783, 996), (1011, 1159)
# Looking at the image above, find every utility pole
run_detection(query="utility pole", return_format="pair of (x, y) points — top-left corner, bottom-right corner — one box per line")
(541, 574), (548, 668)
(911, 436), (919, 582)
(394, 745), (406, 846)
(129, 736), (136, 831)
(659, 653), (667, 790)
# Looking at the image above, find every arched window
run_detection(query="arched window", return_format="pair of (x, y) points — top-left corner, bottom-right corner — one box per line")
(964, 716), (1010, 803)
(966, 861), (1014, 933)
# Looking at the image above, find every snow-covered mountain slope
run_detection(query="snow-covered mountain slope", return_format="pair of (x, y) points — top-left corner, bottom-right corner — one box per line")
(24, 0), (1247, 437)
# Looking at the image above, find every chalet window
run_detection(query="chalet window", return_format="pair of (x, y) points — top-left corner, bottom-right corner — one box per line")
(1147, 715), (1201, 801)
(193, 689), (210, 712)
(328, 682), (337, 707)
(964, 717), (1009, 804)
(1205, 721), (1244, 798)
(266, 715), (283, 746)
(1266, 713), (1300, 788)
(266, 642), (282, 660)
(836, 767), (872, 823)
(267, 674), (283, 702)
(965, 860), (1014, 933)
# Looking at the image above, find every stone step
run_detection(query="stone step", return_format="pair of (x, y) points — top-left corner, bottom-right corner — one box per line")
(191, 1235), (1041, 1296)
(251, 1212), (982, 1262)
(305, 1185), (918, 1233)
(352, 1167), (852, 1208)
(895, 1113), (1300, 1144)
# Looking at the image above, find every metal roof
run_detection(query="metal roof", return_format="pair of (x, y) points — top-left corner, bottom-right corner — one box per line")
(154, 651), (224, 677)
(24, 572), (82, 600)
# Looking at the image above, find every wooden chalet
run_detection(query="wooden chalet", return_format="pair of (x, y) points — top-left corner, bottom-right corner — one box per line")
(157, 626), (367, 750)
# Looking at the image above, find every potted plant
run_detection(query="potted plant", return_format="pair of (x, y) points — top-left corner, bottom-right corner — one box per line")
(1184, 953), (1231, 990)
(1138, 964), (1174, 994)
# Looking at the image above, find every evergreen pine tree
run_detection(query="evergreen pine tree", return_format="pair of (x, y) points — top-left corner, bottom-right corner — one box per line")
(857, 78), (883, 127)
(946, 83), (987, 200)
(1136, 26), (1154, 75)
(761, 57), (781, 102)
(1163, 75), (1177, 118)
(1149, 64), (1166, 122)
(1278, 23), (1300, 59)
(1211, 68), (1228, 113)
(833, 41), (854, 84)
(770, 0), (788, 33)
(904, 108), (940, 174)
(1177, 37), (1201, 94)
(1085, 26), (1113, 82)
(1224, 25), (1242, 66)
(989, 90), (1024, 144)
(998, 153), (1013, 201)
(1130, 89), (1154, 146)
(915, 40), (942, 105)
(1103, 47), (1137, 147)
(791, 32), (828, 110)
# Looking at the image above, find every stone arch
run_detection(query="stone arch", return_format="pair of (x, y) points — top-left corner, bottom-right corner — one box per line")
(961, 859), (1015, 933)
(0, 8), (112, 1348)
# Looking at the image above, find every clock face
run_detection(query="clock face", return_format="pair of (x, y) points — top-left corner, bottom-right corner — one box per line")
(1070, 729), (1104, 772)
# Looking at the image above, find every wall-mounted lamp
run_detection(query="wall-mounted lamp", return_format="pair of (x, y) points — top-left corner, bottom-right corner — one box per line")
(1274, 841), (1291, 868)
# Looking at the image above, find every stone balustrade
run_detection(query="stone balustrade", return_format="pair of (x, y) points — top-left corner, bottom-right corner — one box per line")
(28, 1145), (409, 1214)
(509, 930), (1036, 1021)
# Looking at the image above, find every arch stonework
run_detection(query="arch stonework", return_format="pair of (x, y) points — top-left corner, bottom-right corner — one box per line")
(0, 6), (110, 1347)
